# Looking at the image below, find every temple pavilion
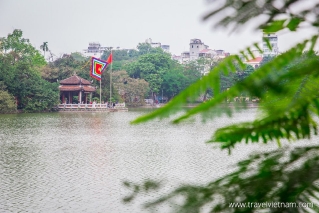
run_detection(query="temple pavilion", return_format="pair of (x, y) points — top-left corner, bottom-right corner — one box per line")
(59, 75), (96, 104)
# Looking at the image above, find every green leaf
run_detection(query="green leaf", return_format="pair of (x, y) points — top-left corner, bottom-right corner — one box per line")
(286, 17), (303, 31)
(262, 20), (286, 33)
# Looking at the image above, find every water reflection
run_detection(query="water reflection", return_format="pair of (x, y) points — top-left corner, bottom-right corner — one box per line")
(0, 109), (282, 212)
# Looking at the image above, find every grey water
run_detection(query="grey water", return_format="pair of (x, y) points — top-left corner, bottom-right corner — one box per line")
(0, 108), (308, 213)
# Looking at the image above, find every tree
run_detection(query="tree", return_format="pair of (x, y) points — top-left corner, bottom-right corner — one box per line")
(101, 49), (137, 62)
(260, 55), (274, 67)
(0, 82), (16, 113)
(136, 42), (166, 55)
(0, 30), (58, 112)
(127, 0), (319, 212)
(40, 42), (48, 59)
(125, 53), (172, 95)
(112, 71), (149, 106)
(70, 52), (88, 62)
(40, 54), (91, 83)
(184, 58), (221, 101)
(162, 68), (187, 100)
(0, 29), (46, 66)
(137, 43), (152, 55)
(234, 64), (254, 82)
(100, 43), (163, 72)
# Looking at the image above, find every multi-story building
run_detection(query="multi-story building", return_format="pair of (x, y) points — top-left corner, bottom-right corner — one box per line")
(189, 39), (209, 60)
(244, 33), (279, 68)
(262, 33), (278, 57)
(83, 42), (107, 57)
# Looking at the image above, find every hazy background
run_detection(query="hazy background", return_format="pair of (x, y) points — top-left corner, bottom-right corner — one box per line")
(0, 0), (317, 56)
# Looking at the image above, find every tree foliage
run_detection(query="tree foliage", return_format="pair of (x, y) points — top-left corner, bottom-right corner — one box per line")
(0, 82), (16, 113)
(127, 0), (319, 212)
(40, 41), (48, 59)
(100, 42), (207, 102)
(112, 71), (149, 106)
(203, 0), (319, 32)
(0, 29), (46, 66)
(162, 68), (187, 100)
(40, 54), (88, 82)
(70, 52), (88, 62)
(126, 53), (172, 94)
(0, 29), (58, 112)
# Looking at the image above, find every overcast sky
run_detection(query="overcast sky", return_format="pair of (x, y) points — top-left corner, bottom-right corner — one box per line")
(0, 0), (317, 57)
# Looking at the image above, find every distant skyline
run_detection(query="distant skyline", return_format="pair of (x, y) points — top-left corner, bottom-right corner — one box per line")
(1, 0), (317, 58)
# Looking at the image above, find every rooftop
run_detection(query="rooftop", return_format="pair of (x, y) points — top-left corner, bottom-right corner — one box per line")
(60, 75), (92, 85)
(246, 57), (263, 63)
(199, 49), (212, 53)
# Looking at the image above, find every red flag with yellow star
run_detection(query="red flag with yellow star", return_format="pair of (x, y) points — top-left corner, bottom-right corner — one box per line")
(106, 53), (112, 65)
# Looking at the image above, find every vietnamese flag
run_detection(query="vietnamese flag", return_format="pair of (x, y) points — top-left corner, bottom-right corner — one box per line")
(106, 53), (113, 64)
(100, 53), (113, 74)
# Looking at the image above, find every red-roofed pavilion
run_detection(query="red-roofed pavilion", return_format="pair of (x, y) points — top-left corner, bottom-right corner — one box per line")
(59, 75), (96, 104)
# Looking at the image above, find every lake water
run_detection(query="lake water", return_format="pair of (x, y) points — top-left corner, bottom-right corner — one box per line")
(0, 108), (302, 212)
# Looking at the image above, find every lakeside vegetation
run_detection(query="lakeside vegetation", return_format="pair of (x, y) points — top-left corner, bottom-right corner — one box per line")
(0, 29), (256, 113)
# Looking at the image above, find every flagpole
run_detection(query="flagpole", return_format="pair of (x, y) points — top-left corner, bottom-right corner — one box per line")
(100, 78), (102, 107)
(110, 49), (113, 106)
(100, 53), (102, 108)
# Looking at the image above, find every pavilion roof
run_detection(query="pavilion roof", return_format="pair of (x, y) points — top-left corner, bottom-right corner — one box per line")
(59, 85), (96, 92)
(60, 75), (92, 85)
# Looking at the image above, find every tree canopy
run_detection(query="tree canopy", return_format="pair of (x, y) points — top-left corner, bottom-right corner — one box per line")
(0, 82), (16, 113)
(0, 29), (59, 112)
(112, 70), (149, 106)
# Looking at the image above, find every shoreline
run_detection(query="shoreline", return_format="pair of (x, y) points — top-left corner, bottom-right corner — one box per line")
(129, 101), (259, 109)
(1, 102), (259, 114)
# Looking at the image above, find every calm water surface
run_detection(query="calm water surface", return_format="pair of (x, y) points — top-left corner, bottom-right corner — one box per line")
(0, 108), (288, 212)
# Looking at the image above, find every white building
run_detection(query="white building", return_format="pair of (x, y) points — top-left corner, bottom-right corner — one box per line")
(172, 51), (191, 63)
(161, 45), (170, 52)
(173, 38), (230, 65)
(262, 33), (278, 57)
(83, 42), (107, 57)
(242, 33), (278, 68)
(189, 39), (209, 60)
(145, 38), (170, 52)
